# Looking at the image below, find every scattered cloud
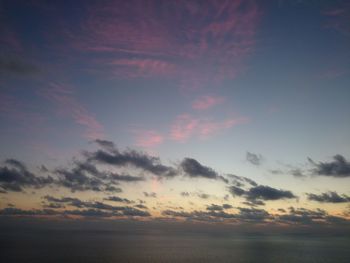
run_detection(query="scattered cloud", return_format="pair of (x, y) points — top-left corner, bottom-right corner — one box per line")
(307, 191), (350, 203)
(180, 158), (228, 183)
(143, 192), (157, 198)
(170, 114), (247, 142)
(246, 152), (263, 166)
(229, 184), (296, 204)
(104, 196), (133, 204)
(110, 173), (144, 182)
(87, 140), (177, 178)
(308, 155), (350, 177)
(0, 159), (53, 192)
(206, 203), (232, 211)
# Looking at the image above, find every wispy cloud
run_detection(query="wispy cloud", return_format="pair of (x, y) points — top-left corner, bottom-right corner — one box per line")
(38, 83), (104, 140)
(170, 114), (248, 142)
(63, 0), (260, 91)
(134, 130), (164, 148)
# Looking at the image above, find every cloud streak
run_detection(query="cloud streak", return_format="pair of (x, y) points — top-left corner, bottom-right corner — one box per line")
(39, 83), (104, 140)
(170, 114), (247, 142)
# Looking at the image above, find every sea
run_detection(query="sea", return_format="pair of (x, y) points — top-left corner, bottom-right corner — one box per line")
(1, 220), (349, 263)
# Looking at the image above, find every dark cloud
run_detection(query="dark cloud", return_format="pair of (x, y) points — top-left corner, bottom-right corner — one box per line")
(43, 195), (88, 208)
(54, 160), (124, 193)
(228, 174), (257, 187)
(242, 200), (265, 207)
(307, 191), (350, 203)
(247, 185), (296, 201)
(110, 173), (144, 182)
(0, 204), (151, 218)
(222, 204), (233, 209)
(229, 184), (296, 203)
(206, 203), (232, 211)
(55, 166), (106, 192)
(42, 195), (149, 217)
(160, 206), (349, 226)
(309, 154), (350, 177)
(105, 186), (122, 192)
(246, 152), (263, 166)
(277, 207), (332, 225)
(206, 204), (224, 211)
(104, 196), (133, 204)
(0, 159), (53, 192)
(0, 207), (58, 216)
(162, 207), (271, 223)
(180, 158), (228, 183)
(134, 204), (147, 209)
(162, 210), (192, 218)
(236, 207), (271, 222)
(87, 145), (176, 178)
(229, 186), (246, 196)
(43, 203), (64, 209)
(122, 207), (150, 217)
(64, 209), (118, 217)
(94, 139), (116, 151)
(143, 192), (157, 198)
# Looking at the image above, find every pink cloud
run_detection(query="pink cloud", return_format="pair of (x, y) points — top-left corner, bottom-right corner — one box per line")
(170, 114), (247, 142)
(170, 114), (199, 142)
(39, 83), (104, 140)
(135, 130), (164, 148)
(192, 95), (225, 110)
(198, 117), (248, 139)
(62, 0), (260, 91)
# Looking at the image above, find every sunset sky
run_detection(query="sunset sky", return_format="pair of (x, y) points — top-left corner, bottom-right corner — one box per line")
(1, 0), (350, 227)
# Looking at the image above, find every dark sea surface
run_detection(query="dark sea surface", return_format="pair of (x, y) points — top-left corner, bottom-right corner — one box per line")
(1, 222), (350, 263)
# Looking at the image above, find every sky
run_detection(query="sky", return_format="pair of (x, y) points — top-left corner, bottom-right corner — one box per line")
(0, 0), (350, 228)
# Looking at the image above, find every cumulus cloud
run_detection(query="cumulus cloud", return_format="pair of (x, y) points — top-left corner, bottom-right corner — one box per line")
(275, 207), (347, 226)
(110, 173), (144, 182)
(180, 158), (228, 183)
(162, 206), (271, 223)
(308, 155), (350, 177)
(206, 204), (232, 211)
(0, 159), (53, 192)
(42, 195), (149, 217)
(87, 140), (177, 178)
(229, 184), (296, 204)
(104, 196), (133, 204)
(306, 191), (350, 203)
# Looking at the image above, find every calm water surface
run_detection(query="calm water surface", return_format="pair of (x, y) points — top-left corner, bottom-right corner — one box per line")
(1, 228), (349, 263)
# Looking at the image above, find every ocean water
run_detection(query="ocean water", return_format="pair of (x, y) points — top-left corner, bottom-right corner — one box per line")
(1, 225), (350, 263)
